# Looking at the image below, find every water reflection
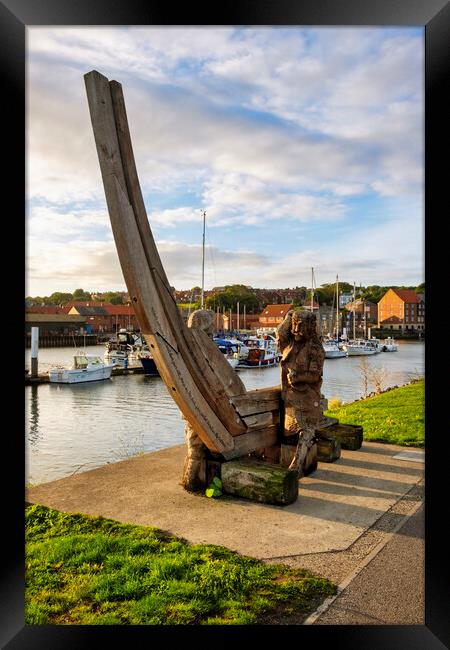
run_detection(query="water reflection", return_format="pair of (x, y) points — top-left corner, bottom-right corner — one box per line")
(27, 384), (41, 446)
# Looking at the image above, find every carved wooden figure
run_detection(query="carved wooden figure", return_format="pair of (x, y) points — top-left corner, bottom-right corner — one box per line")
(276, 310), (325, 477)
(181, 310), (215, 491)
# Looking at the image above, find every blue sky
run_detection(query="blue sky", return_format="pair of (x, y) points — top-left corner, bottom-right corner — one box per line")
(26, 26), (424, 295)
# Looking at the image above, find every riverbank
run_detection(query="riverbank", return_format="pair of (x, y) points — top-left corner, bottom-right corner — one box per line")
(324, 379), (424, 447)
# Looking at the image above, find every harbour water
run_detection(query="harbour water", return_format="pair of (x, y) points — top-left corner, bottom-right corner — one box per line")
(25, 341), (424, 486)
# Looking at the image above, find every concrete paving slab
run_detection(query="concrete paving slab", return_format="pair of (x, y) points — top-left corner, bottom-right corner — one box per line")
(26, 441), (424, 560)
(392, 450), (425, 463)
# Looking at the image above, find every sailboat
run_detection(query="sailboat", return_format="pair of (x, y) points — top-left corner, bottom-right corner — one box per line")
(323, 274), (347, 358)
(342, 283), (379, 355)
(199, 210), (240, 368)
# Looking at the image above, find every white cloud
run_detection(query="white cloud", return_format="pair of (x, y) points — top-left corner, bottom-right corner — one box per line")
(26, 26), (424, 294)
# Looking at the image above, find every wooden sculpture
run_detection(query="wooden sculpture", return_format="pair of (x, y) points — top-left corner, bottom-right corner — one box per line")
(277, 310), (325, 477)
(84, 70), (281, 466)
(84, 71), (352, 501)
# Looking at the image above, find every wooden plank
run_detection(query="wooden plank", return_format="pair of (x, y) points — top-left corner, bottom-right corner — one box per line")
(108, 75), (249, 437)
(242, 411), (275, 431)
(107, 178), (234, 454)
(223, 425), (279, 460)
(84, 73), (177, 351)
(230, 385), (281, 416)
(84, 70), (235, 455)
(109, 79), (171, 291)
(85, 70), (284, 461)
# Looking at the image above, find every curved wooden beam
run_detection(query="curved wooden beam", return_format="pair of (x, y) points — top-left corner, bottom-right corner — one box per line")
(84, 70), (279, 459)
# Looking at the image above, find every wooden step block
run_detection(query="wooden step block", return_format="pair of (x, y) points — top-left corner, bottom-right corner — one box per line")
(280, 443), (318, 476)
(316, 436), (341, 462)
(323, 423), (363, 450)
(221, 458), (299, 505)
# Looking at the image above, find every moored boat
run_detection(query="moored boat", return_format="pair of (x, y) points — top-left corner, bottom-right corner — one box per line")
(139, 352), (160, 376)
(237, 335), (281, 368)
(343, 339), (377, 356)
(213, 338), (241, 369)
(381, 336), (398, 352)
(105, 329), (148, 367)
(323, 339), (347, 358)
(49, 352), (115, 384)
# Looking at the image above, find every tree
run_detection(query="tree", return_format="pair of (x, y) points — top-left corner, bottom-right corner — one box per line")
(47, 292), (73, 306)
(101, 291), (125, 305)
(205, 285), (260, 312)
(72, 288), (92, 300)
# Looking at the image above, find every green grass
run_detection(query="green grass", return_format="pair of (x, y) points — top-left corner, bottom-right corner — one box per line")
(325, 379), (424, 447)
(26, 504), (336, 625)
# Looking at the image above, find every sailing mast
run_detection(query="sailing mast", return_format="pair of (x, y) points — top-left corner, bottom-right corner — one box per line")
(360, 282), (366, 339)
(336, 274), (339, 339)
(353, 281), (356, 340)
(201, 210), (206, 309)
(311, 267), (321, 335)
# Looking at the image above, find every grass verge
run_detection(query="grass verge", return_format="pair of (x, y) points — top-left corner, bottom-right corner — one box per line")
(325, 379), (424, 447)
(26, 504), (336, 625)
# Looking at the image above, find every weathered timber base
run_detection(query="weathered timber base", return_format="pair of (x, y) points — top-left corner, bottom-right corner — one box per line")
(280, 443), (318, 476)
(221, 458), (299, 505)
(323, 423), (363, 450)
(316, 436), (341, 463)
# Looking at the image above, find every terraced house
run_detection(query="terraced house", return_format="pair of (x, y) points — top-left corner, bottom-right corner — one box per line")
(377, 289), (425, 334)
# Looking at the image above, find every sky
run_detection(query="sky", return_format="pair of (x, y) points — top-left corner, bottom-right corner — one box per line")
(26, 26), (424, 296)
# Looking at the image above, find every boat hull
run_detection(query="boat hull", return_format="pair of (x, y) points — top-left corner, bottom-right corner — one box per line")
(140, 356), (160, 376)
(227, 357), (239, 369)
(49, 366), (114, 383)
(324, 349), (347, 358)
(237, 356), (280, 368)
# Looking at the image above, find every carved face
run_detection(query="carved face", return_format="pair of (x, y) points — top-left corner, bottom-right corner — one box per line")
(291, 311), (316, 341)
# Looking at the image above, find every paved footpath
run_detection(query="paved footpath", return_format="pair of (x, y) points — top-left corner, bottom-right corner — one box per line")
(305, 501), (424, 624)
(26, 441), (425, 625)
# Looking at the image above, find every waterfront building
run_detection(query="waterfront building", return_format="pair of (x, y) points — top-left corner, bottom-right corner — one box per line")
(377, 288), (425, 333)
(343, 300), (377, 335)
(65, 301), (139, 333)
(258, 304), (293, 332)
(25, 313), (87, 335)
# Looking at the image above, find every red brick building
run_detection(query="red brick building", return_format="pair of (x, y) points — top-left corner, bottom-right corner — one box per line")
(258, 304), (292, 331)
(377, 289), (425, 333)
(343, 299), (377, 335)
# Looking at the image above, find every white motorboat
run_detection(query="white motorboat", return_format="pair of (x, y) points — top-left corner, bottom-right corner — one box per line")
(323, 339), (347, 358)
(367, 338), (382, 353)
(381, 337), (398, 352)
(343, 339), (377, 356)
(49, 352), (115, 384)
